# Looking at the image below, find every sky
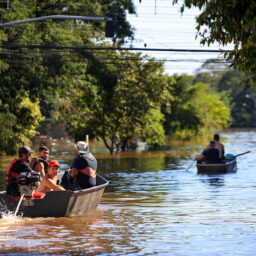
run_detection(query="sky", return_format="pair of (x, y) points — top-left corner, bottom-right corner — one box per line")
(126, 0), (232, 75)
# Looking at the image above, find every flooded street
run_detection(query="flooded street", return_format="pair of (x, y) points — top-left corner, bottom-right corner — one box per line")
(0, 129), (256, 255)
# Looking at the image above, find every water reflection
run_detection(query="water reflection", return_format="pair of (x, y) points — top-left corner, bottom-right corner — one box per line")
(199, 176), (225, 187)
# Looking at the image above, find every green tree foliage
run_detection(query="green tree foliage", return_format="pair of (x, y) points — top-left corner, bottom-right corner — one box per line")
(139, 107), (166, 147)
(0, 30), (7, 72)
(217, 71), (256, 127)
(162, 74), (231, 141)
(162, 75), (203, 140)
(190, 83), (231, 136)
(194, 70), (256, 127)
(0, 0), (136, 154)
(54, 51), (171, 153)
(173, 0), (256, 85)
(0, 96), (43, 155)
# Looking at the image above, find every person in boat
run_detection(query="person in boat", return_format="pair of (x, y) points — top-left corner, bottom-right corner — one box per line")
(195, 141), (220, 164)
(30, 145), (49, 177)
(213, 134), (225, 160)
(35, 160), (65, 197)
(6, 146), (34, 196)
(70, 141), (97, 189)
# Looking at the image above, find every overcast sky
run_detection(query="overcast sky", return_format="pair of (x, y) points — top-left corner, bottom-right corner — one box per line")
(127, 0), (232, 75)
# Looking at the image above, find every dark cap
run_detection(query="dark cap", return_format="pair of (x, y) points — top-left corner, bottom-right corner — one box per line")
(18, 146), (34, 156)
(209, 140), (215, 147)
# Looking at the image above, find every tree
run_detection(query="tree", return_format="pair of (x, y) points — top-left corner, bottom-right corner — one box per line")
(0, 0), (136, 154)
(0, 96), (43, 155)
(162, 75), (203, 140)
(190, 83), (231, 137)
(194, 69), (256, 127)
(54, 51), (172, 154)
(162, 74), (231, 141)
(173, 0), (256, 85)
(217, 70), (256, 127)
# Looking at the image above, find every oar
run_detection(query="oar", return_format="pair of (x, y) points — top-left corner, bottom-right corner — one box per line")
(233, 151), (251, 158)
(186, 159), (196, 172)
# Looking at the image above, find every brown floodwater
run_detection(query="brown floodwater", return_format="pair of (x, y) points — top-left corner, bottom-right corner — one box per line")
(0, 129), (256, 255)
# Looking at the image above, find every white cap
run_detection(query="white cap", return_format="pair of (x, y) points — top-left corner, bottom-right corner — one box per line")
(74, 141), (89, 153)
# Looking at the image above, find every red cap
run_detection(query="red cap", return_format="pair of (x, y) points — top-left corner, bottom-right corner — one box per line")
(48, 160), (60, 167)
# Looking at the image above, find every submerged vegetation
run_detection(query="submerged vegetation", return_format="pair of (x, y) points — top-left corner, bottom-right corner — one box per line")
(0, 1), (255, 154)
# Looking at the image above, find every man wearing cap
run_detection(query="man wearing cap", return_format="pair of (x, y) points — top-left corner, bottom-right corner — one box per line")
(35, 160), (65, 195)
(195, 141), (220, 163)
(71, 141), (97, 189)
(6, 146), (34, 196)
(30, 146), (49, 177)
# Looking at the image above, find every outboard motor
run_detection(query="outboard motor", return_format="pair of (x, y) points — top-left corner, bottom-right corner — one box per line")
(17, 172), (40, 197)
(13, 172), (41, 216)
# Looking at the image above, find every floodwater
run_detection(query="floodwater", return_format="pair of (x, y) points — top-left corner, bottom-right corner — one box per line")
(0, 129), (256, 256)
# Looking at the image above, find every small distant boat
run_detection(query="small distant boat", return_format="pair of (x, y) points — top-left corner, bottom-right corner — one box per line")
(197, 158), (237, 174)
(0, 174), (108, 218)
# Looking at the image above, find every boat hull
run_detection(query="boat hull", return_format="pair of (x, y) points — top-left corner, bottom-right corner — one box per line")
(197, 159), (237, 174)
(0, 174), (108, 218)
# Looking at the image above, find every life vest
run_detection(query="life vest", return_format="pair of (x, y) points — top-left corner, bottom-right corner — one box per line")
(78, 167), (97, 178)
(5, 159), (19, 185)
(30, 157), (48, 173)
(78, 153), (97, 178)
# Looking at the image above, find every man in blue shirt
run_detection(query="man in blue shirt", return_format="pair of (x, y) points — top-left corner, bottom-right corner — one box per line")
(71, 141), (97, 189)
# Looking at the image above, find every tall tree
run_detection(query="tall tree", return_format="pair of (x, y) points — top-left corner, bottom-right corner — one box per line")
(54, 51), (171, 154)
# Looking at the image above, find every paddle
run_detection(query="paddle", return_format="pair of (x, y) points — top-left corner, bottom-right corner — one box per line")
(233, 151), (251, 158)
(186, 159), (196, 172)
(186, 152), (202, 171)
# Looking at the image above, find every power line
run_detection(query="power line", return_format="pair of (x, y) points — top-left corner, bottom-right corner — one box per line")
(2, 44), (228, 53)
(0, 56), (230, 64)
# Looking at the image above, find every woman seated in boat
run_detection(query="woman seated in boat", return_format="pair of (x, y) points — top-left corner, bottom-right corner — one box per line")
(33, 160), (65, 198)
(195, 141), (221, 164)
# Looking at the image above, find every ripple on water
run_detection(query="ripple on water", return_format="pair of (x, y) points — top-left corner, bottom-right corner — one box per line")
(0, 129), (256, 255)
